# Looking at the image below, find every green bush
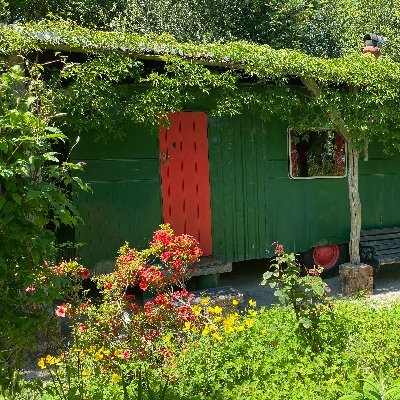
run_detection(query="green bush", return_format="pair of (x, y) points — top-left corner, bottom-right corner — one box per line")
(169, 300), (400, 399)
(0, 62), (87, 381)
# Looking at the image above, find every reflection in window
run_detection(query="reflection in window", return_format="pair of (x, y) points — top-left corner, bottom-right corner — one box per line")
(289, 129), (346, 178)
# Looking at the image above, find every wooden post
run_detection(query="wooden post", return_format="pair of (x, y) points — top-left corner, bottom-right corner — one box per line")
(347, 144), (361, 264)
(300, 76), (373, 294)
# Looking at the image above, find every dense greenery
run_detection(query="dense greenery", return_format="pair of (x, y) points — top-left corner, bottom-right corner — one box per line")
(0, 63), (87, 374)
(2, 20), (400, 148)
(6, 299), (400, 399)
(2, 1), (400, 59)
(2, 238), (400, 400)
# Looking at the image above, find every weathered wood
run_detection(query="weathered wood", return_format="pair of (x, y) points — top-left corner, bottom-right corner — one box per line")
(375, 255), (400, 266)
(348, 146), (361, 263)
(340, 263), (373, 296)
(300, 76), (361, 264)
(360, 227), (400, 269)
(370, 248), (400, 257)
(360, 235), (400, 244)
(360, 227), (400, 236)
(189, 257), (232, 277)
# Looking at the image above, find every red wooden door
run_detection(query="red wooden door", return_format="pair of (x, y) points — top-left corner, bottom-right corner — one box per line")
(159, 112), (212, 255)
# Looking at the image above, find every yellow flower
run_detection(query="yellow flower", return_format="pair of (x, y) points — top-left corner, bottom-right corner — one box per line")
(94, 352), (103, 361)
(164, 333), (172, 343)
(44, 355), (61, 366)
(192, 305), (202, 316)
(232, 299), (239, 306)
(261, 329), (267, 334)
(82, 369), (91, 377)
(200, 296), (211, 305)
(202, 324), (215, 335)
(72, 347), (82, 353)
(103, 349), (110, 356)
(114, 349), (123, 358)
(248, 309), (257, 316)
(208, 306), (222, 314)
(235, 325), (245, 332)
(224, 326), (235, 334)
(182, 321), (192, 331)
(248, 299), (257, 307)
(111, 373), (122, 383)
(245, 318), (254, 328)
(212, 333), (222, 341)
(213, 316), (223, 323)
(222, 315), (236, 329)
(37, 358), (46, 369)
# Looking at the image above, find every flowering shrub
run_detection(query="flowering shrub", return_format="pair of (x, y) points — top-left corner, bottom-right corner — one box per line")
(98, 224), (202, 293)
(28, 225), (265, 399)
(261, 242), (333, 351)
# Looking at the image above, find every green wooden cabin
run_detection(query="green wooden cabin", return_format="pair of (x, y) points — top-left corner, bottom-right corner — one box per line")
(70, 96), (400, 274)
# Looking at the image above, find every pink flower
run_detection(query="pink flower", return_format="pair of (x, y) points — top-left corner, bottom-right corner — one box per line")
(54, 265), (64, 275)
(78, 323), (87, 333)
(25, 284), (36, 293)
(123, 350), (131, 359)
(81, 268), (90, 280)
(56, 305), (66, 318)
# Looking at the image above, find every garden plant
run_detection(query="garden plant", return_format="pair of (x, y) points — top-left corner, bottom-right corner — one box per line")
(2, 235), (400, 399)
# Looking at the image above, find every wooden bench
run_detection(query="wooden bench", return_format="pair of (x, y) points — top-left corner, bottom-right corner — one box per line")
(360, 227), (400, 272)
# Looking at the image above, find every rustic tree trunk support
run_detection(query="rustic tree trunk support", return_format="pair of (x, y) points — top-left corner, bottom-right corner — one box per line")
(300, 76), (373, 294)
(347, 145), (361, 264)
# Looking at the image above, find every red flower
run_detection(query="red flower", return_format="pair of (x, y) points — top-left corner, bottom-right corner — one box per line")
(81, 268), (90, 280)
(78, 323), (87, 333)
(123, 350), (131, 359)
(56, 305), (66, 318)
(139, 279), (148, 291)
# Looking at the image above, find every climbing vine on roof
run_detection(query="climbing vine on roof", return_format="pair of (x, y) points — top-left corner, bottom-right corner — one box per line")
(1, 20), (399, 150)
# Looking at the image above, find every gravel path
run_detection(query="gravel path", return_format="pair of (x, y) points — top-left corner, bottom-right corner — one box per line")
(221, 260), (400, 307)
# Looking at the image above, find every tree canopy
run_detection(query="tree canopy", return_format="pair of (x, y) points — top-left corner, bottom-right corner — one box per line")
(2, 0), (400, 59)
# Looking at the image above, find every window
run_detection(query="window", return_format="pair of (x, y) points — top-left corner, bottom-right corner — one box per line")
(288, 129), (346, 179)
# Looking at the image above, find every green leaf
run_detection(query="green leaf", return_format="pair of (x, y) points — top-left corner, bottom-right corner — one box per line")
(11, 192), (21, 204)
(0, 139), (8, 153)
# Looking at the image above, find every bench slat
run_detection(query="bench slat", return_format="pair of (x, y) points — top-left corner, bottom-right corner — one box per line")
(361, 239), (400, 250)
(360, 227), (400, 236)
(374, 248), (400, 257)
(375, 255), (400, 266)
(360, 233), (400, 243)
(360, 228), (400, 268)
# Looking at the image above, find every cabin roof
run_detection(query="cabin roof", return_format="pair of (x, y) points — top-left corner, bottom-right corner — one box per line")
(1, 20), (399, 87)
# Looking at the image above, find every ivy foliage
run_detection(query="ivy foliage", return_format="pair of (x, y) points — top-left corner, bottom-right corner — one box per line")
(1, 20), (400, 149)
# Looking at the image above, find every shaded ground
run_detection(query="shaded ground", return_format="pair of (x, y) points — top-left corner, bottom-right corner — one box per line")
(221, 259), (400, 307)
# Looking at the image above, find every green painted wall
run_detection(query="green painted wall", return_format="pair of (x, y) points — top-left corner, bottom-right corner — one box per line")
(208, 112), (400, 260)
(71, 121), (162, 273)
(71, 105), (400, 270)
